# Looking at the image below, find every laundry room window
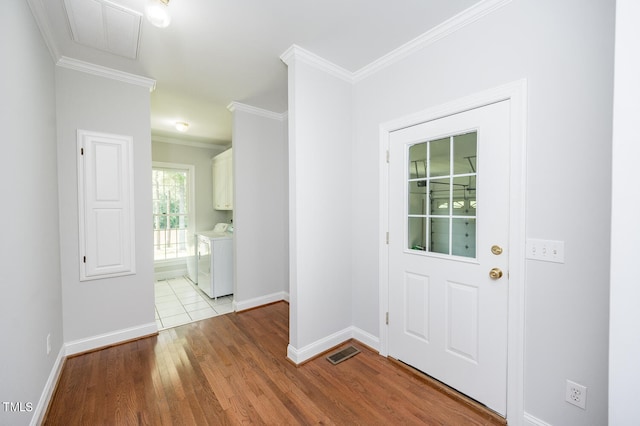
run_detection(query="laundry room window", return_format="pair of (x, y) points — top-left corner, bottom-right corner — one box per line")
(152, 163), (195, 262)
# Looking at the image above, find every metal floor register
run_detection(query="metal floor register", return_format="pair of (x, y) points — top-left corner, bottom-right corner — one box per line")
(326, 345), (361, 365)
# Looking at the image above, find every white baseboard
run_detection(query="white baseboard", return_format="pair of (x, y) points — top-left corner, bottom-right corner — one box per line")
(524, 412), (552, 426)
(30, 346), (66, 426)
(287, 326), (381, 364)
(288, 327), (354, 364)
(153, 269), (188, 281)
(234, 291), (289, 312)
(352, 327), (380, 352)
(64, 322), (158, 356)
(30, 323), (157, 424)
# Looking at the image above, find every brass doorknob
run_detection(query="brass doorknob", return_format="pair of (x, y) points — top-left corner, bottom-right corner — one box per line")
(489, 268), (503, 279)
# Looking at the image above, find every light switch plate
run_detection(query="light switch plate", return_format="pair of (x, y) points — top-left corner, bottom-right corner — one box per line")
(526, 239), (565, 263)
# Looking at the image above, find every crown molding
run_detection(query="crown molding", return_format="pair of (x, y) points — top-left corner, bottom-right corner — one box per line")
(26, 0), (61, 63)
(152, 132), (230, 149)
(280, 0), (511, 84)
(56, 56), (156, 91)
(227, 102), (288, 121)
(354, 0), (512, 82)
(280, 44), (354, 84)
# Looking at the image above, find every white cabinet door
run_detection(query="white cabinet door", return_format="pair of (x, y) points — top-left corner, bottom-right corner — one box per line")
(212, 148), (233, 210)
(77, 130), (135, 280)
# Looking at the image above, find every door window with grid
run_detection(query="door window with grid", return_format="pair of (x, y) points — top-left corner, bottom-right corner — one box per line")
(152, 163), (194, 262)
(407, 131), (477, 258)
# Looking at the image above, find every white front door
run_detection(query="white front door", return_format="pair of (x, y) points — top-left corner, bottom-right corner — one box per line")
(388, 100), (510, 416)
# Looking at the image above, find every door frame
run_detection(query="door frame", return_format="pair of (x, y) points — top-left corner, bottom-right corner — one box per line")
(378, 79), (527, 423)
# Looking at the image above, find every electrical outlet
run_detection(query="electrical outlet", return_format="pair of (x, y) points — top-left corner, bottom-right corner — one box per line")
(46, 333), (51, 355)
(566, 380), (587, 409)
(526, 239), (565, 263)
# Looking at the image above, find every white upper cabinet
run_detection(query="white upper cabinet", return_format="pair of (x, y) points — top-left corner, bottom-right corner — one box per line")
(77, 130), (136, 281)
(213, 148), (233, 210)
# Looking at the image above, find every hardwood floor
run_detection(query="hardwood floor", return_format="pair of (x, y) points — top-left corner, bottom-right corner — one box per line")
(44, 302), (505, 425)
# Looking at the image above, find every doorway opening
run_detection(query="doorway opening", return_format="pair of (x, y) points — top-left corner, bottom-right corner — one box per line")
(151, 157), (233, 329)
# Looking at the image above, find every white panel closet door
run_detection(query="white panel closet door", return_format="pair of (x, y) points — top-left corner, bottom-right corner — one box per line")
(77, 130), (135, 280)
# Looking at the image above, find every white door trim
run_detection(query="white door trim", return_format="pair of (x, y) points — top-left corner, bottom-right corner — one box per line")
(378, 79), (527, 424)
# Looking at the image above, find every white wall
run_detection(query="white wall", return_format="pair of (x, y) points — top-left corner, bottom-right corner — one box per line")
(609, 0), (640, 424)
(284, 50), (354, 358)
(351, 1), (614, 425)
(230, 104), (289, 308)
(56, 67), (155, 348)
(0, 2), (63, 425)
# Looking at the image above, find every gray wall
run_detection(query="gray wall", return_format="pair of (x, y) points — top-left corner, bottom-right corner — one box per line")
(0, 1), (63, 425)
(351, 1), (614, 424)
(285, 55), (354, 357)
(56, 67), (155, 344)
(230, 107), (289, 308)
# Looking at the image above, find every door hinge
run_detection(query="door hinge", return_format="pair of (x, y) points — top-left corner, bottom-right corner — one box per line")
(386, 312), (389, 325)
(386, 150), (389, 163)
(385, 231), (389, 245)
(83, 256), (86, 263)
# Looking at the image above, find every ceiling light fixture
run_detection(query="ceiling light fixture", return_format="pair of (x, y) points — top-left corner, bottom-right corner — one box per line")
(175, 121), (189, 132)
(145, 0), (171, 28)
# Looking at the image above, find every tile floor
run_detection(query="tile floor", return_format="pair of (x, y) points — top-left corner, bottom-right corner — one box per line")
(154, 276), (234, 330)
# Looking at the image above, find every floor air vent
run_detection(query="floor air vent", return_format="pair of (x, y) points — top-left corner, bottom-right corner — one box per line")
(326, 345), (360, 365)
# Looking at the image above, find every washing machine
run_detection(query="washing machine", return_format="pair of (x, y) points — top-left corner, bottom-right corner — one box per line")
(186, 233), (198, 284)
(197, 224), (233, 298)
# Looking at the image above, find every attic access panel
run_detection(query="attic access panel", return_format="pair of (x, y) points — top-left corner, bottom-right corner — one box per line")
(63, 0), (142, 59)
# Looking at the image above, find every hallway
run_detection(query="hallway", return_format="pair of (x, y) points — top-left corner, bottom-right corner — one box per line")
(44, 302), (504, 425)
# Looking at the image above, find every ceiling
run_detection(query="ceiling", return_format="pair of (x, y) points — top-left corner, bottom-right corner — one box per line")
(33, 0), (481, 145)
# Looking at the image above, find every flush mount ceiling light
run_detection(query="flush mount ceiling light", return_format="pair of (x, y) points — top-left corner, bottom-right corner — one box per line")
(145, 0), (171, 28)
(175, 121), (189, 132)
